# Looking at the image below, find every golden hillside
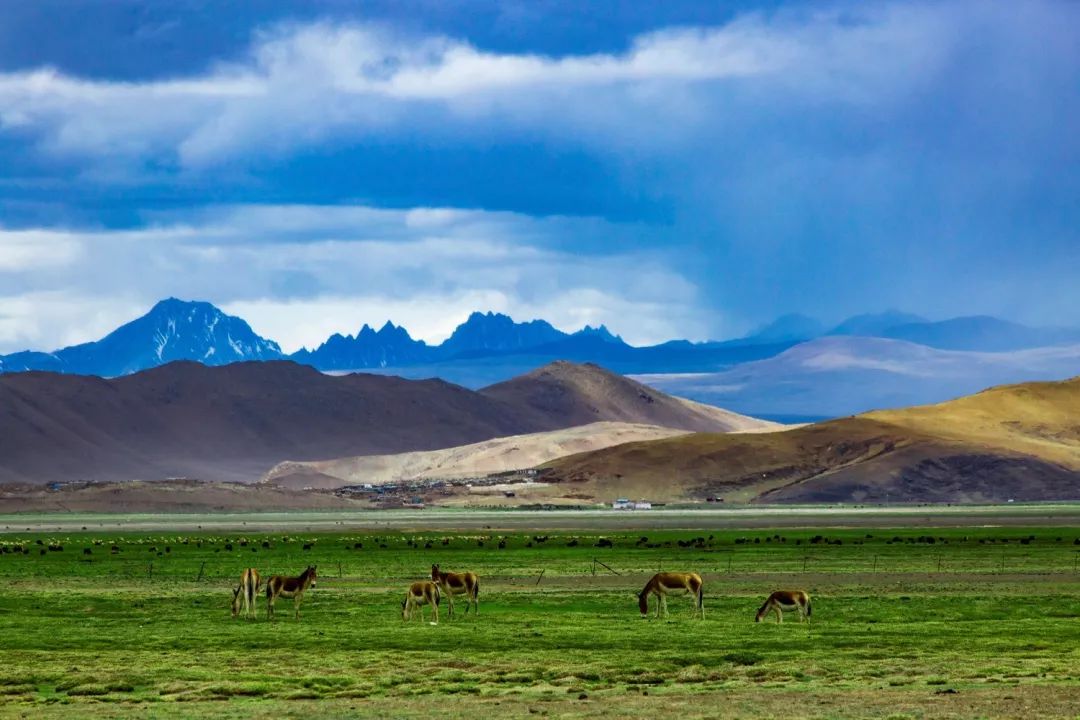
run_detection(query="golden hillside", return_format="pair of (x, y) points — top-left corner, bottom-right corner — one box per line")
(866, 376), (1080, 468)
(541, 376), (1080, 503)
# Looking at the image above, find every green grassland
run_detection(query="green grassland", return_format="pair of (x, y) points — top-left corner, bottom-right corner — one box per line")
(1, 523), (1079, 718)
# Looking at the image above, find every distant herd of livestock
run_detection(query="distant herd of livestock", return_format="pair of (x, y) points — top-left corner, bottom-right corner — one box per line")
(234, 564), (811, 625)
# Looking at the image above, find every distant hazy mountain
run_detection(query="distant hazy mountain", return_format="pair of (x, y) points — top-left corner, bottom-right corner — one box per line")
(828, 311), (928, 337)
(635, 336), (1080, 419)
(291, 321), (432, 370)
(438, 311), (568, 357)
(574, 324), (624, 343)
(5, 299), (1077, 386)
(0, 298), (283, 376)
(743, 313), (825, 342)
(880, 316), (1080, 351)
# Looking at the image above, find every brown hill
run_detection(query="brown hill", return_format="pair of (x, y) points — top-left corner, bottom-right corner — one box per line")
(541, 376), (1080, 504)
(0, 361), (537, 485)
(0, 360), (768, 485)
(480, 361), (777, 433)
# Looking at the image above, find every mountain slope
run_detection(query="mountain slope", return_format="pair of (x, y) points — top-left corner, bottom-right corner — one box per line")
(0, 361), (536, 485)
(263, 422), (693, 489)
(541, 376), (1080, 504)
(0, 299), (283, 376)
(480, 361), (779, 433)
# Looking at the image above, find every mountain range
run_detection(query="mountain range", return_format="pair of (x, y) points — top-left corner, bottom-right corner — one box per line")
(0, 360), (769, 485)
(2, 298), (1078, 419)
(636, 336), (1080, 420)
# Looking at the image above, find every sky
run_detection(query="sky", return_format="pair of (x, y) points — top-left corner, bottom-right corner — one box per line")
(0, 0), (1077, 354)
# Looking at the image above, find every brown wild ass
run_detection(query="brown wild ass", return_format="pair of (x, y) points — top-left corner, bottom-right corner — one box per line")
(231, 567), (261, 620)
(266, 565), (317, 620)
(638, 572), (704, 619)
(756, 590), (811, 624)
(402, 580), (441, 624)
(430, 564), (479, 617)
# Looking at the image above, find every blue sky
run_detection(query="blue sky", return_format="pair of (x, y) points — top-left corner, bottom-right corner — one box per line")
(0, 0), (1077, 353)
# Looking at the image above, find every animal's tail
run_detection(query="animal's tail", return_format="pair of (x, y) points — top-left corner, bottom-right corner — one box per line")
(697, 586), (703, 610)
(475, 578), (480, 599)
(806, 599), (812, 617)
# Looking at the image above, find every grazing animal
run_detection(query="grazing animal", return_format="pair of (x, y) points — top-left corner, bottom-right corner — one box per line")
(402, 580), (441, 624)
(265, 565), (317, 620)
(755, 590), (811, 624)
(231, 567), (262, 620)
(430, 564), (479, 617)
(638, 572), (704, 619)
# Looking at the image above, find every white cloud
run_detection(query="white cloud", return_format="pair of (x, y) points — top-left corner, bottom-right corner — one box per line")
(0, 204), (708, 354)
(0, 229), (84, 270)
(0, 292), (145, 352)
(0, 3), (970, 168)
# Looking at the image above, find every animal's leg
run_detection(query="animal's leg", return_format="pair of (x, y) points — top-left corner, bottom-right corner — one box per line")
(432, 600), (438, 624)
(446, 591), (455, 618)
(294, 594), (303, 620)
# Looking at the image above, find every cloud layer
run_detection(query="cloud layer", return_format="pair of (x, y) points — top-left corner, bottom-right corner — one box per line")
(0, 5), (972, 168)
(1, 0), (1078, 351)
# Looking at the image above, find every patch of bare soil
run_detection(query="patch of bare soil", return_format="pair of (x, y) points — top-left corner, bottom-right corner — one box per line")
(0, 480), (370, 514)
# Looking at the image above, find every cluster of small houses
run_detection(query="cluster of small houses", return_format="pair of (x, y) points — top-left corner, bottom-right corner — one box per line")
(612, 497), (653, 510)
(334, 469), (547, 508)
(332, 470), (657, 510)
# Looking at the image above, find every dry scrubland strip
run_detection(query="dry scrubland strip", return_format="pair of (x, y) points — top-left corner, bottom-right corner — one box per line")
(4, 504), (1080, 534)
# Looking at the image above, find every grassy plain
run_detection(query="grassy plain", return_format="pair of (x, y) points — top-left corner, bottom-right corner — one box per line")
(0, 514), (1078, 718)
